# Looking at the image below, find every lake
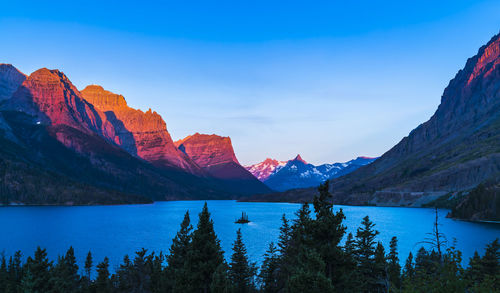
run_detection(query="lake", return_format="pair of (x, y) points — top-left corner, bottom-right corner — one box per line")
(0, 201), (498, 273)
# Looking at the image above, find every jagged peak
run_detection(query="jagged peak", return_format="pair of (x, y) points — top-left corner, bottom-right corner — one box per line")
(292, 154), (307, 164)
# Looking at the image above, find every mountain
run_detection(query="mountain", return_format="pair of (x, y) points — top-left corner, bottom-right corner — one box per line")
(0, 66), (240, 204)
(3, 68), (117, 141)
(175, 133), (272, 195)
(0, 64), (26, 101)
(250, 33), (500, 221)
(245, 158), (287, 181)
(80, 85), (202, 174)
(246, 155), (376, 191)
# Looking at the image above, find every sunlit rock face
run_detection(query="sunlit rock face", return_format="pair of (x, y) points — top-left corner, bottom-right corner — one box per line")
(81, 85), (203, 174)
(5, 68), (117, 144)
(175, 133), (272, 194)
(0, 64), (26, 101)
(175, 133), (240, 168)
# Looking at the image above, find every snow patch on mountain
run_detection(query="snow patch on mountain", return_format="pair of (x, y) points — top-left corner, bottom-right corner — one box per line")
(246, 155), (377, 192)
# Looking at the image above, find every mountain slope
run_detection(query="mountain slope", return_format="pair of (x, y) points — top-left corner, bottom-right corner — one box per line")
(245, 158), (287, 181)
(246, 155), (376, 191)
(80, 85), (202, 174)
(175, 133), (272, 194)
(258, 32), (500, 217)
(3, 68), (117, 142)
(0, 64), (26, 101)
(0, 67), (236, 204)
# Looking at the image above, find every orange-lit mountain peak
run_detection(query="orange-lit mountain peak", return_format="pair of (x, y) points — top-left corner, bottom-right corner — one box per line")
(466, 32), (500, 86)
(176, 133), (239, 167)
(81, 84), (128, 110)
(81, 84), (203, 174)
(292, 154), (308, 164)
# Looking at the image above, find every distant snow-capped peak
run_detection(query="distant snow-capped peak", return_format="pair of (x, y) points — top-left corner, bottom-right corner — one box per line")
(245, 155), (377, 191)
(245, 158), (287, 180)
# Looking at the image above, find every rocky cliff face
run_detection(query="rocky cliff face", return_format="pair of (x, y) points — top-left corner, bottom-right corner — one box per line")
(0, 67), (237, 203)
(0, 64), (26, 101)
(263, 32), (500, 208)
(80, 85), (203, 174)
(175, 133), (271, 194)
(4, 69), (117, 145)
(175, 133), (239, 168)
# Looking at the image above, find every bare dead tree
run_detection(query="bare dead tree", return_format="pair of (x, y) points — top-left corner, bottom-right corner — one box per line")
(418, 207), (448, 263)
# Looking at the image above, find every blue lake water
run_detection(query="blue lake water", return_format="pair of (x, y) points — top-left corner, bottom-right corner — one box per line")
(0, 201), (498, 273)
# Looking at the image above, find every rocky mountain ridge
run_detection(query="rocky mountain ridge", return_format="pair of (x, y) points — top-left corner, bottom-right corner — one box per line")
(246, 155), (376, 191)
(249, 32), (500, 221)
(0, 66), (268, 204)
(81, 85), (202, 174)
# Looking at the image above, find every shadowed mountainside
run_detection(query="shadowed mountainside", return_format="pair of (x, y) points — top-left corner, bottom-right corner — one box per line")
(246, 32), (500, 221)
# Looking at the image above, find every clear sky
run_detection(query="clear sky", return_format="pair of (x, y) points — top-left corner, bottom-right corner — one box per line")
(1, 1), (499, 165)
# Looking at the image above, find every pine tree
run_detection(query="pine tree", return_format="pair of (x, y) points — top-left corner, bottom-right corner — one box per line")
(480, 238), (499, 277)
(277, 214), (291, 255)
(149, 252), (165, 293)
(95, 257), (111, 293)
(25, 247), (52, 292)
(289, 203), (313, 257)
(258, 242), (280, 293)
(132, 248), (152, 293)
(466, 251), (482, 284)
(228, 229), (256, 293)
(414, 247), (435, 276)
(166, 210), (193, 292)
(344, 232), (355, 255)
(51, 247), (80, 292)
(374, 242), (389, 292)
(7, 251), (22, 292)
(0, 255), (7, 293)
(339, 232), (358, 292)
(287, 249), (334, 293)
(20, 267), (35, 293)
(116, 254), (133, 292)
(311, 181), (346, 286)
(83, 250), (93, 289)
(210, 263), (231, 293)
(387, 236), (402, 290)
(276, 214), (291, 291)
(184, 202), (224, 293)
(354, 216), (379, 292)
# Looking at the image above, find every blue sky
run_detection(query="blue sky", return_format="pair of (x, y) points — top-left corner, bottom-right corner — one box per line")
(1, 0), (499, 165)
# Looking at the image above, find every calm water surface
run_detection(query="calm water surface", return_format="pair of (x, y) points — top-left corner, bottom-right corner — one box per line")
(0, 201), (498, 272)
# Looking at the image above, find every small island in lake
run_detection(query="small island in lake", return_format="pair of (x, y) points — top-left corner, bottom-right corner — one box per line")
(235, 212), (250, 224)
